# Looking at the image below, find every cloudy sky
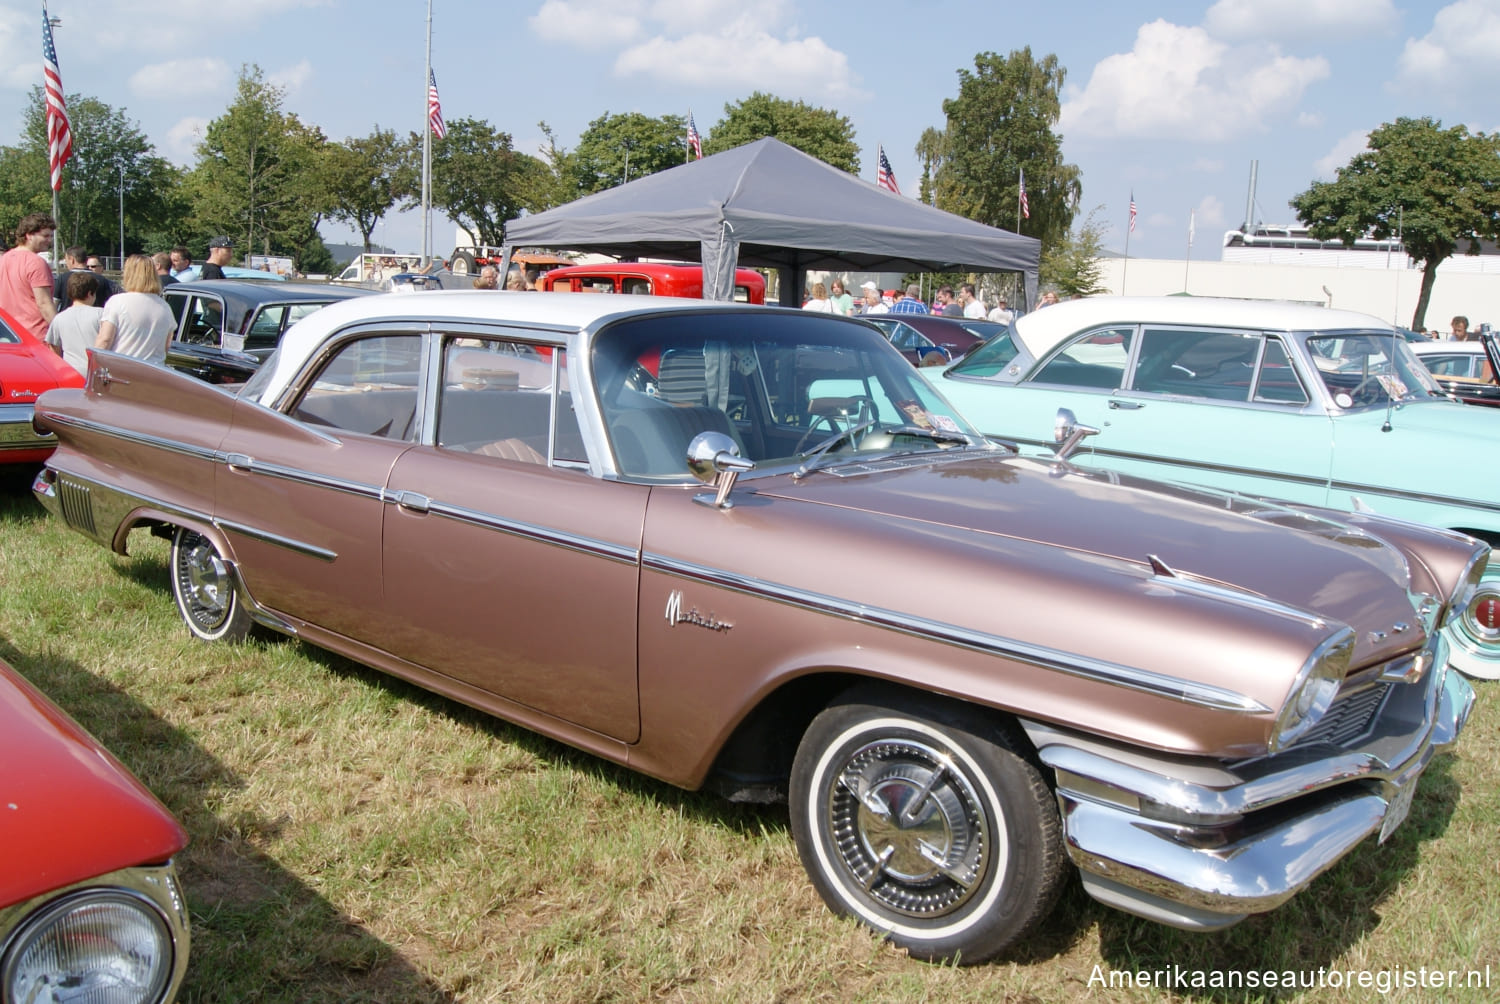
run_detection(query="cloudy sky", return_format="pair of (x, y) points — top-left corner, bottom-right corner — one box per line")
(1, 0), (1495, 259)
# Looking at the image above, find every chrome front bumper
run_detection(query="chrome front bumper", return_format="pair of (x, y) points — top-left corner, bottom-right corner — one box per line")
(0, 403), (55, 452)
(1027, 648), (1474, 930)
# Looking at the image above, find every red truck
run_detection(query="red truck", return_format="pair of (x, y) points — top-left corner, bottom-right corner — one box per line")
(539, 262), (767, 303)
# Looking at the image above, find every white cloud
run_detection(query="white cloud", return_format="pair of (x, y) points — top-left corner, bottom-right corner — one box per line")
(165, 116), (211, 165)
(529, 0), (646, 48)
(1313, 129), (1369, 179)
(615, 22), (862, 100)
(1191, 158), (1224, 172)
(1394, 0), (1500, 93)
(1297, 111), (1324, 127)
(129, 58), (230, 100)
(1195, 195), (1227, 228)
(269, 59), (313, 95)
(1059, 20), (1329, 142)
(1204, 0), (1397, 41)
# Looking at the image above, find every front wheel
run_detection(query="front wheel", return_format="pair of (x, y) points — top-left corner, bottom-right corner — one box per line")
(450, 251), (475, 276)
(170, 527), (252, 642)
(789, 690), (1066, 964)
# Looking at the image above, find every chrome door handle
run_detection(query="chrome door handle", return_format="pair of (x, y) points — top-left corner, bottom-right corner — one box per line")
(225, 453), (253, 472)
(1108, 400), (1144, 410)
(394, 491), (430, 513)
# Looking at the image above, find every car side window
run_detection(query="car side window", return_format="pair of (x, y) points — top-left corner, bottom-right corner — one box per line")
(435, 337), (584, 466)
(1132, 328), (1260, 402)
(246, 305), (287, 347)
(289, 335), (422, 440)
(1420, 353), (1472, 377)
(183, 296), (225, 345)
(621, 277), (652, 295)
(1031, 327), (1134, 389)
(1252, 337), (1309, 404)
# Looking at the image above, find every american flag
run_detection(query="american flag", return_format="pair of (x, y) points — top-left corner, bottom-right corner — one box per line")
(687, 111), (703, 160)
(1019, 169), (1030, 220)
(427, 70), (446, 140)
(1129, 192), (1137, 233)
(42, 8), (71, 192)
(876, 145), (899, 194)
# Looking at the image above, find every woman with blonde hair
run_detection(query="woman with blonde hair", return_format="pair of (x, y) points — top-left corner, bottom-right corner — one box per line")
(801, 281), (836, 314)
(96, 255), (175, 362)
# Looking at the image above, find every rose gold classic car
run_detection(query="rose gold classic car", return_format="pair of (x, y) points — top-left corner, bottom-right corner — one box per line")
(30, 292), (1485, 964)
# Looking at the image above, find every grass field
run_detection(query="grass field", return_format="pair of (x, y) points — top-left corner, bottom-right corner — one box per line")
(1, 463), (1496, 1002)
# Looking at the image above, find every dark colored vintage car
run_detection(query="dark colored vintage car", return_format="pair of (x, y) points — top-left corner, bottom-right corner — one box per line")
(0, 305), (85, 464)
(0, 656), (190, 1002)
(161, 280), (377, 383)
(864, 313), (998, 364)
(32, 293), (1483, 963)
(1411, 332), (1500, 407)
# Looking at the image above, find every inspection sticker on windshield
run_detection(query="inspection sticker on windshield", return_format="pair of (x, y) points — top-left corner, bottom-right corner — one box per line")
(222, 333), (245, 353)
(1378, 770), (1420, 843)
(930, 414), (962, 433)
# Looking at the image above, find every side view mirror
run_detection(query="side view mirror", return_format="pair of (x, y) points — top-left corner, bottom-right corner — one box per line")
(687, 431), (755, 509)
(1053, 408), (1100, 461)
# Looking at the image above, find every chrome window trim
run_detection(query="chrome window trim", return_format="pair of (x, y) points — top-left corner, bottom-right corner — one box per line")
(644, 552), (1270, 713)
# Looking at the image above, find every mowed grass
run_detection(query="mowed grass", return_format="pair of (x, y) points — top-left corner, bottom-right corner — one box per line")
(1, 463), (1497, 1003)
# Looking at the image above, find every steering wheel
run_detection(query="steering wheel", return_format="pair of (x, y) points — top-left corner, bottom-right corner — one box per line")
(794, 396), (878, 454)
(1346, 374), (1385, 406)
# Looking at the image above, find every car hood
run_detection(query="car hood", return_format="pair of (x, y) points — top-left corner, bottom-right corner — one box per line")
(752, 451), (1423, 670)
(0, 661), (187, 907)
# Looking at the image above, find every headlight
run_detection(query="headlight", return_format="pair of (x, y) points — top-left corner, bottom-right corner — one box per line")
(1270, 628), (1354, 752)
(3, 890), (174, 1004)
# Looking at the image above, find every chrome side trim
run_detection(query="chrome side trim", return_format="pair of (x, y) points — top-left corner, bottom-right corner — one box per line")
(407, 496), (639, 564)
(644, 553), (1271, 713)
(228, 456), (386, 501)
(215, 518), (338, 562)
(37, 412), (220, 462)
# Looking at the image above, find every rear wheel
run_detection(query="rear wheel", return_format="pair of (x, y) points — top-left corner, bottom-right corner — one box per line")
(450, 251), (475, 276)
(789, 689), (1066, 964)
(170, 527), (252, 642)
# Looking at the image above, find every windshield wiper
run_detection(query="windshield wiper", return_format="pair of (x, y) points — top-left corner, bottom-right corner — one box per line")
(882, 424), (973, 445)
(793, 418), (878, 480)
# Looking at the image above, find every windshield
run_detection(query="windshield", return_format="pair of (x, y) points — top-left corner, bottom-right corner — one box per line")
(592, 312), (989, 479)
(1303, 331), (1440, 407)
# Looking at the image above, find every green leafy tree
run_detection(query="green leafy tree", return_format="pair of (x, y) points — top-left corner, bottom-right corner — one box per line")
(415, 118), (551, 247)
(705, 92), (859, 173)
(1040, 206), (1110, 297)
(924, 48), (1081, 246)
(0, 87), (184, 257)
(1292, 117), (1500, 330)
(566, 111), (689, 196)
(189, 66), (330, 265)
(324, 128), (412, 253)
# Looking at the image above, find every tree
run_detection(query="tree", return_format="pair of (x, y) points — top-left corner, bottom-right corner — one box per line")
(565, 111), (689, 197)
(189, 66), (331, 265)
(0, 87), (184, 258)
(1040, 206), (1110, 297)
(706, 92), (859, 173)
(417, 118), (551, 247)
(324, 128), (411, 252)
(1292, 117), (1500, 330)
(923, 48), (1081, 247)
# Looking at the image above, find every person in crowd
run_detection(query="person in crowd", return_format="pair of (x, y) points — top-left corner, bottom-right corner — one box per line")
(857, 280), (888, 315)
(95, 255), (175, 363)
(829, 279), (854, 316)
(46, 270), (103, 375)
(506, 274), (528, 290)
(934, 286), (962, 317)
(0, 212), (57, 340)
(85, 255), (105, 274)
(987, 296), (1015, 324)
(473, 266), (499, 290)
(200, 236), (233, 280)
(152, 252), (179, 287)
(802, 281), (837, 313)
(168, 246), (193, 280)
(958, 282), (987, 319)
(52, 246), (88, 306)
(1038, 290), (1060, 308)
(1450, 315), (1471, 341)
(891, 282), (929, 315)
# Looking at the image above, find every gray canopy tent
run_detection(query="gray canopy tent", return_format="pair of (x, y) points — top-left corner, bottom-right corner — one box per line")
(498, 137), (1040, 308)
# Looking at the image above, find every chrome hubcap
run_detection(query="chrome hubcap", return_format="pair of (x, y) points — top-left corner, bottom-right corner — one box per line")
(828, 738), (990, 917)
(178, 534), (230, 628)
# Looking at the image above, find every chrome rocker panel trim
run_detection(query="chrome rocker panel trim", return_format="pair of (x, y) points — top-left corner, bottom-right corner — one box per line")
(1027, 648), (1474, 930)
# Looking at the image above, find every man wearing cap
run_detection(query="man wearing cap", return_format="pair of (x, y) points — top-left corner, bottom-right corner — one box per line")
(857, 281), (888, 315)
(201, 236), (232, 280)
(890, 282), (929, 315)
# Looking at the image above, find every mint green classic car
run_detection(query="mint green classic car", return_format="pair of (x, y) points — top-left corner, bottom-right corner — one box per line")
(926, 296), (1500, 679)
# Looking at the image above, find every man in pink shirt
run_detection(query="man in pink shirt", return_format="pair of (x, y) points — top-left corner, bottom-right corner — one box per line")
(0, 213), (57, 339)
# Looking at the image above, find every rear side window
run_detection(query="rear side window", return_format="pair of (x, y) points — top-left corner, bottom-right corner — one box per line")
(289, 335), (422, 440)
(1132, 328), (1260, 402)
(1031, 327), (1134, 389)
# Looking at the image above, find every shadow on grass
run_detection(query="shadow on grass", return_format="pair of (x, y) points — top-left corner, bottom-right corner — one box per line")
(0, 635), (456, 1004)
(0, 464), (45, 522)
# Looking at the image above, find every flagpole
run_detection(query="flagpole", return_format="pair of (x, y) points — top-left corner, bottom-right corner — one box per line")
(1184, 210), (1194, 292)
(1017, 169), (1022, 230)
(421, 0), (433, 265)
(1122, 208), (1131, 296)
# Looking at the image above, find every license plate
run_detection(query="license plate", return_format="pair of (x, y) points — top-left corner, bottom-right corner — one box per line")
(1378, 772), (1420, 844)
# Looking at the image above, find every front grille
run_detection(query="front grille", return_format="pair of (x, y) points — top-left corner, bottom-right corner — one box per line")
(58, 477), (96, 535)
(1299, 682), (1391, 747)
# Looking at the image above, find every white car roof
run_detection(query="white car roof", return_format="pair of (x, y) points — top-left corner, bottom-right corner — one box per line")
(1010, 296), (1397, 360)
(256, 289), (777, 404)
(1411, 339), (1484, 355)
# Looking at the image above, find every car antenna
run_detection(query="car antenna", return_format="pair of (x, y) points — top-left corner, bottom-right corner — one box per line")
(1381, 324), (1398, 433)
